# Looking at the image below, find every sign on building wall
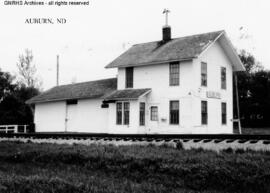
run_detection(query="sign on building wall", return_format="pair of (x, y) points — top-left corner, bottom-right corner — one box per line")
(206, 91), (221, 99)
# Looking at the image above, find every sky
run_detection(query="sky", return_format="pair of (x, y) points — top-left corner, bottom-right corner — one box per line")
(0, 0), (269, 90)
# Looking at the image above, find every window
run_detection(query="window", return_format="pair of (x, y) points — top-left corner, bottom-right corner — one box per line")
(169, 62), (180, 86)
(126, 67), (133, 88)
(124, 102), (130, 125)
(201, 62), (207, 86)
(116, 102), (130, 125)
(101, 103), (109, 108)
(116, 103), (122, 125)
(222, 102), (227, 125)
(221, 67), (226, 89)
(139, 103), (145, 126)
(201, 101), (208, 125)
(170, 101), (179, 124)
(66, 99), (78, 105)
(150, 106), (158, 121)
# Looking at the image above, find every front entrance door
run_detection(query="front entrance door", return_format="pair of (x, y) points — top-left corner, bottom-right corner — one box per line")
(65, 104), (78, 132)
(148, 106), (159, 133)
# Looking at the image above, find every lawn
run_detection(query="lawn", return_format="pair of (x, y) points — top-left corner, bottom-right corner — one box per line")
(0, 141), (269, 193)
(240, 127), (270, 135)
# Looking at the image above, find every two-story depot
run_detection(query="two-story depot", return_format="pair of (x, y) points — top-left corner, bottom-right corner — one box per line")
(27, 26), (245, 134)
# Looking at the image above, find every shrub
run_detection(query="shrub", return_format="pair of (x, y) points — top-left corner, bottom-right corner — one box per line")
(235, 148), (245, 154)
(176, 141), (183, 150)
(222, 147), (233, 153)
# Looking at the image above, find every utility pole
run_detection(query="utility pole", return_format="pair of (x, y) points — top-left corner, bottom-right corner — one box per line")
(56, 55), (59, 86)
(234, 72), (242, 134)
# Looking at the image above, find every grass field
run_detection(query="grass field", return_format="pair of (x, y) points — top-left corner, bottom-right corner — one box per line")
(239, 127), (270, 134)
(0, 141), (270, 193)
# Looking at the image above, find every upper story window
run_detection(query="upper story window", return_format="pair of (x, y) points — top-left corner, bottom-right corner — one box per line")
(221, 67), (226, 89)
(169, 62), (180, 86)
(170, 101), (179, 124)
(139, 102), (145, 126)
(125, 67), (133, 88)
(201, 62), (207, 87)
(201, 101), (208, 125)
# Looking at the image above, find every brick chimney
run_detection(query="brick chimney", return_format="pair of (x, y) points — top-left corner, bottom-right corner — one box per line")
(162, 25), (171, 42)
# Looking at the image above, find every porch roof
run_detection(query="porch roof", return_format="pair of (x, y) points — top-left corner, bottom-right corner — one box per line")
(103, 88), (151, 101)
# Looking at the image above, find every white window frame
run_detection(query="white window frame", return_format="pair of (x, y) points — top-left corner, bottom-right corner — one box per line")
(116, 102), (130, 125)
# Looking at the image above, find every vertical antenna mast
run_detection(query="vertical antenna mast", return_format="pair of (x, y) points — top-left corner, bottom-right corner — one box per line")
(163, 9), (170, 26)
(56, 55), (59, 86)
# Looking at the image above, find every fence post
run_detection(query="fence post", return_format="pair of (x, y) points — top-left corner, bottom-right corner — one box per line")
(24, 125), (27, 133)
(14, 125), (18, 133)
(5, 126), (7, 133)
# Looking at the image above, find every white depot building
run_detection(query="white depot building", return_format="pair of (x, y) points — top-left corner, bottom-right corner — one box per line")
(27, 26), (245, 134)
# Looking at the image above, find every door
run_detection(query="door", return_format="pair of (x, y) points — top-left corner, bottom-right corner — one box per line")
(148, 106), (159, 133)
(65, 104), (78, 132)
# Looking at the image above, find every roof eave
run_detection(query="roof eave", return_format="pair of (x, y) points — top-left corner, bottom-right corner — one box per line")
(104, 98), (139, 101)
(105, 57), (195, 69)
(197, 31), (245, 72)
(196, 30), (225, 59)
(26, 95), (104, 104)
(222, 33), (245, 71)
(138, 89), (152, 99)
(103, 88), (152, 101)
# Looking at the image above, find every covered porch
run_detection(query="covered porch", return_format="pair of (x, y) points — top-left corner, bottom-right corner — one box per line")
(102, 88), (151, 134)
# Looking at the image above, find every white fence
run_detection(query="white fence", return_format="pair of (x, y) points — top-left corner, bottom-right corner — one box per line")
(0, 125), (28, 133)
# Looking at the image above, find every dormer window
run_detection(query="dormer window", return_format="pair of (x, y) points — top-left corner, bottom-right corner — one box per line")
(125, 67), (133, 88)
(169, 62), (180, 86)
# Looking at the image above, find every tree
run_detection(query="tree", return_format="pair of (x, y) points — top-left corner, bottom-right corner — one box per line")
(0, 53), (41, 125)
(14, 85), (40, 102)
(17, 49), (42, 89)
(0, 74), (40, 125)
(248, 71), (270, 127)
(0, 95), (26, 124)
(235, 50), (270, 127)
(238, 50), (263, 73)
(0, 68), (15, 101)
(0, 69), (16, 124)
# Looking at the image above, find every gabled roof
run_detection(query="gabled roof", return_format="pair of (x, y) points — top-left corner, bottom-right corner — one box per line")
(103, 88), (151, 101)
(26, 78), (117, 104)
(105, 30), (245, 71)
(106, 30), (224, 68)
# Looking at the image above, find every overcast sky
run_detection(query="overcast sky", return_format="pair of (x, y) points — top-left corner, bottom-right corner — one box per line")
(0, 0), (269, 90)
